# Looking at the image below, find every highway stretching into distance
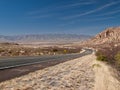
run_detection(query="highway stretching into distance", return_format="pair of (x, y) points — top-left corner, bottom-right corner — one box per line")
(0, 49), (93, 70)
(0, 49), (93, 82)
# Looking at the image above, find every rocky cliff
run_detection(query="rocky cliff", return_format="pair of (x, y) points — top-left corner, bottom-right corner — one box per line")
(84, 27), (120, 45)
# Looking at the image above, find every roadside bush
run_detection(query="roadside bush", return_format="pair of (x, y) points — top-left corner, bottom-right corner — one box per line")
(97, 54), (107, 61)
(95, 45), (120, 81)
(52, 49), (58, 52)
(115, 52), (120, 66)
(96, 51), (107, 61)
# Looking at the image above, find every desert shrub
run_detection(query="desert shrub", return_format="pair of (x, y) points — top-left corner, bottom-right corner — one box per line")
(95, 45), (120, 69)
(95, 45), (120, 81)
(0, 48), (5, 53)
(97, 54), (107, 61)
(115, 52), (120, 66)
(96, 51), (107, 61)
(52, 48), (58, 52)
(63, 49), (67, 53)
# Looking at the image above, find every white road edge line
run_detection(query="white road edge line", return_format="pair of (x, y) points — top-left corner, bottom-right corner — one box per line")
(0, 49), (88, 70)
(0, 59), (56, 70)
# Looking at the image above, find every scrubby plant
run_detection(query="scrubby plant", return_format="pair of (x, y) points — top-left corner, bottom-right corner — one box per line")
(52, 48), (58, 52)
(97, 54), (107, 61)
(95, 45), (120, 81)
(96, 51), (107, 61)
(115, 52), (120, 66)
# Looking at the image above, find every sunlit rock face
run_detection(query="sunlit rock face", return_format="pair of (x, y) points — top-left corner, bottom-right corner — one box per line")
(95, 27), (120, 42)
(82, 27), (120, 46)
(81, 27), (120, 47)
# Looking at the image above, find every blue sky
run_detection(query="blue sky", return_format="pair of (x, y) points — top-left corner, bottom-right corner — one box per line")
(0, 0), (120, 35)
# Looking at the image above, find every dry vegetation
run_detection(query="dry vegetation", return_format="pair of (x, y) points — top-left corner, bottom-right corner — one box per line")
(0, 42), (81, 57)
(95, 43), (120, 80)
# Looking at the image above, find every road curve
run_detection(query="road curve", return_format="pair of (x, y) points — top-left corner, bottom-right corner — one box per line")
(0, 49), (92, 70)
(0, 49), (95, 90)
(0, 49), (93, 82)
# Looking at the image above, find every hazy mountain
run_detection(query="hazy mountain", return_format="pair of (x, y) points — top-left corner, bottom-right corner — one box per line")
(0, 34), (91, 44)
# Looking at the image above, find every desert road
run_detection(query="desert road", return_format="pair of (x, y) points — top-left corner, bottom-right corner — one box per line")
(0, 49), (93, 82)
(0, 49), (93, 70)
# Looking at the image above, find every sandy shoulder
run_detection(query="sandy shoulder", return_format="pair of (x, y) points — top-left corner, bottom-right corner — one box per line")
(93, 58), (120, 90)
(0, 53), (120, 90)
(0, 54), (95, 90)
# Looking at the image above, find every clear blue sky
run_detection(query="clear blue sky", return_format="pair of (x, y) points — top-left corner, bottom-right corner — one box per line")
(0, 0), (120, 35)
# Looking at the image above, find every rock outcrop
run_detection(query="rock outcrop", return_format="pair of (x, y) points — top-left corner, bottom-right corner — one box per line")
(95, 27), (120, 43)
(83, 27), (120, 46)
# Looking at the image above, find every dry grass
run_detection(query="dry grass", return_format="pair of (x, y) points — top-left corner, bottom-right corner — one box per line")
(0, 43), (81, 57)
(95, 44), (120, 81)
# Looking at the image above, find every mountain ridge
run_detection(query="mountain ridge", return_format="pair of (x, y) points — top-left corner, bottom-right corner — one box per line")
(0, 34), (92, 44)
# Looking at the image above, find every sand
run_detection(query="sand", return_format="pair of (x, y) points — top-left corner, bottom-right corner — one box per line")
(0, 53), (120, 90)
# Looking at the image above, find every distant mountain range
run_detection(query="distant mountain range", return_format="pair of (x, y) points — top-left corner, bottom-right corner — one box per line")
(0, 34), (92, 44)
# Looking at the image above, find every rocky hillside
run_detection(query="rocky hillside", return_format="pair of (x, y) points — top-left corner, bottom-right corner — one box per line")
(83, 27), (120, 46)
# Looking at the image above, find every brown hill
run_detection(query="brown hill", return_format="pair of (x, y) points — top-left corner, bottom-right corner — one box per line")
(93, 27), (120, 43)
(83, 27), (120, 46)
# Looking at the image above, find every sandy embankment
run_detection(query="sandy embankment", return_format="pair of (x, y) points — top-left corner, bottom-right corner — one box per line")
(0, 54), (95, 90)
(0, 53), (120, 90)
(93, 60), (120, 90)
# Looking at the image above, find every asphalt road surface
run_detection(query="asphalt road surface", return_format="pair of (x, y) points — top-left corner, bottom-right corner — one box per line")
(0, 49), (93, 82)
(0, 49), (92, 70)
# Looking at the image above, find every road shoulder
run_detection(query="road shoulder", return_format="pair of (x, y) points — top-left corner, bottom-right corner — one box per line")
(93, 59), (120, 90)
(0, 54), (95, 90)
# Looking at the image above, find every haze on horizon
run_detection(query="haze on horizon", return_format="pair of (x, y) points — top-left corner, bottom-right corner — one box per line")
(0, 0), (120, 35)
